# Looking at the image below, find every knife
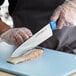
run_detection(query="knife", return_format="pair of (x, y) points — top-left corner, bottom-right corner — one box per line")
(11, 21), (57, 57)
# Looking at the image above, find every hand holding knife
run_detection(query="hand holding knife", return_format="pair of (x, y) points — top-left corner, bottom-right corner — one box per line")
(11, 21), (57, 57)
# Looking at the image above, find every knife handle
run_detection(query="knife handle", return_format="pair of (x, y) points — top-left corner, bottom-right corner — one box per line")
(49, 21), (57, 30)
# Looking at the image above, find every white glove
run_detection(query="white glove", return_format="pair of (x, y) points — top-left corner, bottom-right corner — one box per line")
(1, 27), (33, 47)
(51, 0), (76, 29)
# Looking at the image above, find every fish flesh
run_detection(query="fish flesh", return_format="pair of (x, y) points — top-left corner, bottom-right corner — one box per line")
(7, 48), (43, 64)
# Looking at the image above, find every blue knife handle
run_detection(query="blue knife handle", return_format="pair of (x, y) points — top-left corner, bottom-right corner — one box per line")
(49, 21), (57, 30)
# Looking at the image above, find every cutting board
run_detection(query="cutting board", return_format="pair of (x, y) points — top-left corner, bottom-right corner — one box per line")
(0, 42), (76, 76)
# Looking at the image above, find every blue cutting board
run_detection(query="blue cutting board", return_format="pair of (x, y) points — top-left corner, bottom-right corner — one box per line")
(0, 42), (76, 76)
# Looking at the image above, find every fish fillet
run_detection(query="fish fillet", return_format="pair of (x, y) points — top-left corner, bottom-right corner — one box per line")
(7, 48), (43, 64)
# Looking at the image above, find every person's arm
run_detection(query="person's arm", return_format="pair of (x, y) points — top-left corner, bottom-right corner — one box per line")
(51, 0), (76, 29)
(0, 17), (32, 47)
(0, 0), (32, 47)
(0, 18), (33, 47)
(0, 19), (11, 35)
(71, 0), (76, 3)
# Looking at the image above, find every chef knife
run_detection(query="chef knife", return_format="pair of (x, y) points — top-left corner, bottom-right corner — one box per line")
(11, 21), (57, 57)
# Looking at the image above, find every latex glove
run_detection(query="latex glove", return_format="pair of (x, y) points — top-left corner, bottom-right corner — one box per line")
(1, 27), (33, 47)
(51, 0), (76, 29)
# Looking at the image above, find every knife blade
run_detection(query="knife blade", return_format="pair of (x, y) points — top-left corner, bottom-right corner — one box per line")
(11, 21), (57, 57)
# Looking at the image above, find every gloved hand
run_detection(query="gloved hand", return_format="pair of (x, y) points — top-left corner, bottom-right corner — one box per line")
(51, 0), (76, 29)
(1, 27), (33, 47)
